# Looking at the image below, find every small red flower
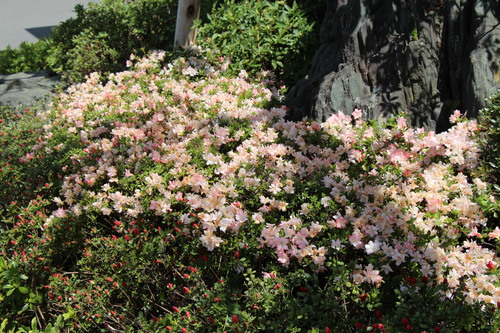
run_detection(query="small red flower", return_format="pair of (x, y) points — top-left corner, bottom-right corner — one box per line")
(359, 293), (368, 302)
(405, 277), (417, 285)
(325, 327), (331, 333)
(422, 276), (429, 284)
(172, 306), (180, 313)
(402, 317), (410, 325)
(234, 251), (240, 260)
(486, 261), (495, 270)
(232, 315), (239, 323)
(182, 287), (191, 294)
(405, 324), (412, 331)
(355, 322), (364, 330)
(433, 327), (441, 333)
(181, 328), (187, 333)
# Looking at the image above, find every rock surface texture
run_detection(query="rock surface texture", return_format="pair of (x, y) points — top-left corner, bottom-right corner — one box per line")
(0, 70), (60, 107)
(286, 0), (500, 132)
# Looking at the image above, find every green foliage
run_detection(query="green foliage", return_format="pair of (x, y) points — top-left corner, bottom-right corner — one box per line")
(0, 0), (325, 88)
(477, 91), (500, 229)
(47, 0), (178, 83)
(60, 29), (122, 84)
(196, 0), (320, 88)
(0, 257), (42, 328)
(0, 40), (53, 74)
(0, 0), (178, 82)
(479, 91), (500, 185)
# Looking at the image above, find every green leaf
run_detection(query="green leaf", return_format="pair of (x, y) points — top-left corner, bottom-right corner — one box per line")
(31, 316), (38, 332)
(18, 286), (29, 294)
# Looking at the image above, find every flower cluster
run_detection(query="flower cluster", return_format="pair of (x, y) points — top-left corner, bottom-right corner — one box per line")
(25, 51), (500, 317)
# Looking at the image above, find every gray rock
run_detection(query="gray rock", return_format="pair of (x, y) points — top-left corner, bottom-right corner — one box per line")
(286, 0), (500, 132)
(0, 70), (60, 107)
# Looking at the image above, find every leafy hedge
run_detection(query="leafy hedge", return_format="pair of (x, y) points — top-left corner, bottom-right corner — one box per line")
(0, 40), (53, 74)
(0, 52), (498, 332)
(0, 0), (178, 84)
(0, 0), (324, 89)
(46, 0), (179, 83)
(196, 0), (322, 88)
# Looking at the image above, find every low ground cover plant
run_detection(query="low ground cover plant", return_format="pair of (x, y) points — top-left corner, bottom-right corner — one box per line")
(0, 52), (499, 332)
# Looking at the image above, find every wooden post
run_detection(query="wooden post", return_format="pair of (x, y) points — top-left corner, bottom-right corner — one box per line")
(174, 0), (201, 48)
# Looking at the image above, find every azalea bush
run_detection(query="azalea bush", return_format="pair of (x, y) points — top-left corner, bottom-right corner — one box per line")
(1, 51), (499, 332)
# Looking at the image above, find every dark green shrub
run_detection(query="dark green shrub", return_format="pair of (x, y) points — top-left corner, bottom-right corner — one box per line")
(0, 0), (179, 81)
(0, 40), (52, 74)
(43, 0), (177, 83)
(479, 91), (500, 186)
(477, 91), (500, 232)
(59, 29), (122, 84)
(195, 0), (320, 88)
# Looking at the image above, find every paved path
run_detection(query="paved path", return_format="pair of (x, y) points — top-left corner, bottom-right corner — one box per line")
(0, 0), (98, 49)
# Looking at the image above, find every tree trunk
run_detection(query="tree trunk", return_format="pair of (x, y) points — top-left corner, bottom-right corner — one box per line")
(285, 0), (500, 132)
(174, 0), (201, 48)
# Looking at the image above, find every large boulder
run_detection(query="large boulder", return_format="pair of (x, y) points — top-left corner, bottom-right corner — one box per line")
(285, 0), (500, 132)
